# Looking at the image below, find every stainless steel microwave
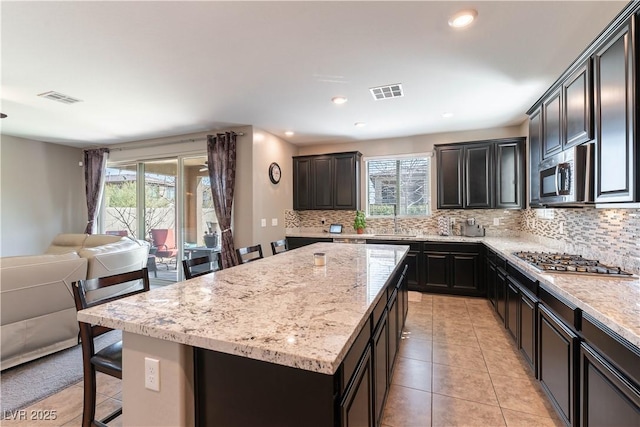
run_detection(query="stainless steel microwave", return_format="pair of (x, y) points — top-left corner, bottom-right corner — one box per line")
(538, 144), (594, 206)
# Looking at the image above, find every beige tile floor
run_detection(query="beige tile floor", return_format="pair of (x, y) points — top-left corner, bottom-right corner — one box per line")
(2, 294), (563, 427)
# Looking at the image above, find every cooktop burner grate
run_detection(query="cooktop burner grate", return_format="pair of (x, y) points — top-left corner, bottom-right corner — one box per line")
(512, 251), (634, 277)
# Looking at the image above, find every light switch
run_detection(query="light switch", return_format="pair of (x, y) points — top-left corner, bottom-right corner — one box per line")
(261, 218), (267, 227)
(271, 218), (278, 226)
(493, 218), (500, 226)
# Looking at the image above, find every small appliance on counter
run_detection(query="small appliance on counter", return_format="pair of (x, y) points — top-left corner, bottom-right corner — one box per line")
(462, 223), (485, 237)
(329, 224), (343, 234)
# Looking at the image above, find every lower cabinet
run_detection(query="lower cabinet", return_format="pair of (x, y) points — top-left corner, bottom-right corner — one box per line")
(506, 278), (519, 342)
(580, 343), (640, 427)
(519, 289), (538, 375)
(286, 236), (333, 249)
(495, 265), (507, 322)
(538, 304), (578, 427)
(388, 290), (399, 370)
(340, 346), (373, 427)
(372, 311), (388, 425)
(423, 243), (484, 296)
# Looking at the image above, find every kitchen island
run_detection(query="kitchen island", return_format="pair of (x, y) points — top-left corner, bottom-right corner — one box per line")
(78, 242), (409, 427)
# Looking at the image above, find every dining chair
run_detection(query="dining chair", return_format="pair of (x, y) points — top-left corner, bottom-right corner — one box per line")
(236, 244), (264, 264)
(182, 254), (223, 279)
(72, 268), (150, 427)
(270, 239), (288, 255)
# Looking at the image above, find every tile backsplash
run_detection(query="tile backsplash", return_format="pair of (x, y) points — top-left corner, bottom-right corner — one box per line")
(286, 207), (640, 274)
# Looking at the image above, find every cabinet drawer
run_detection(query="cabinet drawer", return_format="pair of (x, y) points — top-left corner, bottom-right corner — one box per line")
(581, 313), (640, 385)
(507, 263), (538, 295)
(539, 285), (580, 330)
(341, 318), (372, 394)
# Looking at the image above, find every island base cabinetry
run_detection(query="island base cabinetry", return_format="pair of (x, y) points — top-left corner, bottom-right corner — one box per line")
(194, 263), (409, 427)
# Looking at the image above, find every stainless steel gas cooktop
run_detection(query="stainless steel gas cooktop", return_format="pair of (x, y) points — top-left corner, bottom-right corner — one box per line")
(512, 251), (634, 278)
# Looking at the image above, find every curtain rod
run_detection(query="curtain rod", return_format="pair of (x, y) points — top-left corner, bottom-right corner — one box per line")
(110, 132), (245, 152)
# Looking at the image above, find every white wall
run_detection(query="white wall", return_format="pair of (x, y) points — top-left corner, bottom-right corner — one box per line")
(0, 135), (86, 256)
(250, 129), (297, 254)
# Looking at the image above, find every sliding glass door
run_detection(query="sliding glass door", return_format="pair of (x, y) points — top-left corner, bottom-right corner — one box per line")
(102, 155), (220, 285)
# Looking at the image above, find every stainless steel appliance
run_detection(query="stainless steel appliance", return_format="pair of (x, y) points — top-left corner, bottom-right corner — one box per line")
(538, 144), (594, 206)
(513, 251), (633, 277)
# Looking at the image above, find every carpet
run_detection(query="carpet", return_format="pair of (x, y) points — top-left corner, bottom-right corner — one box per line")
(0, 330), (121, 415)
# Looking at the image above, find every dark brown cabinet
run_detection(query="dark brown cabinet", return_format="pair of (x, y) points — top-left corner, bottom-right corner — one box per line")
(506, 279), (519, 342)
(372, 310), (388, 424)
(519, 289), (538, 375)
(340, 346), (373, 427)
(436, 146), (464, 209)
(293, 152), (362, 210)
(529, 108), (543, 207)
(369, 240), (422, 292)
(593, 18), (638, 203)
(436, 138), (525, 210)
(465, 143), (492, 208)
(495, 264), (507, 322)
(564, 61), (593, 149)
(495, 140), (525, 208)
(538, 304), (578, 427)
(423, 243), (483, 296)
(542, 87), (563, 159)
(293, 158), (312, 210)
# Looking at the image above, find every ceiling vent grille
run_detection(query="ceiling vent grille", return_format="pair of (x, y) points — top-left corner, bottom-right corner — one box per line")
(369, 83), (403, 100)
(37, 91), (83, 104)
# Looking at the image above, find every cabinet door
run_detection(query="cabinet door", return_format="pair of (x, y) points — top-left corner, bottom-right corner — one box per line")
(496, 267), (507, 322)
(564, 60), (593, 149)
(405, 250), (422, 292)
(424, 252), (449, 289)
(450, 252), (480, 292)
(373, 311), (388, 424)
(519, 291), (537, 375)
(542, 87), (563, 159)
(293, 158), (312, 210)
(388, 291), (399, 372)
(538, 305), (577, 427)
(529, 109), (543, 207)
(580, 343), (640, 427)
(486, 260), (497, 308)
(437, 147), (464, 208)
(334, 153), (360, 210)
(506, 278), (520, 343)
(495, 140), (524, 209)
(312, 156), (334, 209)
(465, 144), (493, 208)
(341, 346), (373, 427)
(594, 19), (637, 203)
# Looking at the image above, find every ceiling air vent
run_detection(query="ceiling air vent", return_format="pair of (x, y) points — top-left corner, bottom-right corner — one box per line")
(369, 83), (403, 100)
(37, 91), (83, 104)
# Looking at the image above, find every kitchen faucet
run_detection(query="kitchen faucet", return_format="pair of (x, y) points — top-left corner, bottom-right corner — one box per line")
(393, 205), (399, 234)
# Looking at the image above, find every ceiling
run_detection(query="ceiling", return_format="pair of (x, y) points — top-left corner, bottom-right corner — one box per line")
(0, 1), (627, 148)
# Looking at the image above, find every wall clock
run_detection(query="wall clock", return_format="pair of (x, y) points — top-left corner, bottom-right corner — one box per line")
(269, 162), (281, 184)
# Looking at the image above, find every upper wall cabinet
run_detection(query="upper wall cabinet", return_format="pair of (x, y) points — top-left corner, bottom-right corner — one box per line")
(593, 17), (638, 203)
(293, 151), (361, 210)
(528, 108), (543, 207)
(541, 60), (594, 161)
(527, 2), (640, 206)
(435, 138), (525, 210)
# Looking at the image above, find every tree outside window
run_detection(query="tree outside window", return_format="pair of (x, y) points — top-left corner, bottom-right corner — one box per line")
(367, 157), (430, 216)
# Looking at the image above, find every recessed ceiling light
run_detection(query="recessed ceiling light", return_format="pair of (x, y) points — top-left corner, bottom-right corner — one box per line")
(448, 9), (477, 28)
(284, 131), (295, 137)
(442, 112), (454, 118)
(331, 96), (348, 105)
(354, 122), (366, 127)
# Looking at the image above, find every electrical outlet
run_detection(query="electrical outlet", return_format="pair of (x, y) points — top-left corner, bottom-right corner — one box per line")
(271, 218), (278, 226)
(493, 218), (500, 226)
(559, 221), (564, 234)
(261, 218), (267, 227)
(145, 357), (160, 391)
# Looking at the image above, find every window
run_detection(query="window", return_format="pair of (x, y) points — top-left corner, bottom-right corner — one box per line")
(366, 155), (431, 216)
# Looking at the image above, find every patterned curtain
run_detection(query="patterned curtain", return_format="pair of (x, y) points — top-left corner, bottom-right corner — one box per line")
(207, 132), (239, 268)
(83, 148), (110, 234)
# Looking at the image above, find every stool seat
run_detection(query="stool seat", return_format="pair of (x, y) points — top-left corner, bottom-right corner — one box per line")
(91, 340), (123, 378)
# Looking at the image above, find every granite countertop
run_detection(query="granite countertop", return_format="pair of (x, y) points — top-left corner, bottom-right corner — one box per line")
(287, 231), (640, 349)
(77, 243), (409, 375)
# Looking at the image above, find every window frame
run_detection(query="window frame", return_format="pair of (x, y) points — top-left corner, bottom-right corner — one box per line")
(364, 153), (432, 218)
